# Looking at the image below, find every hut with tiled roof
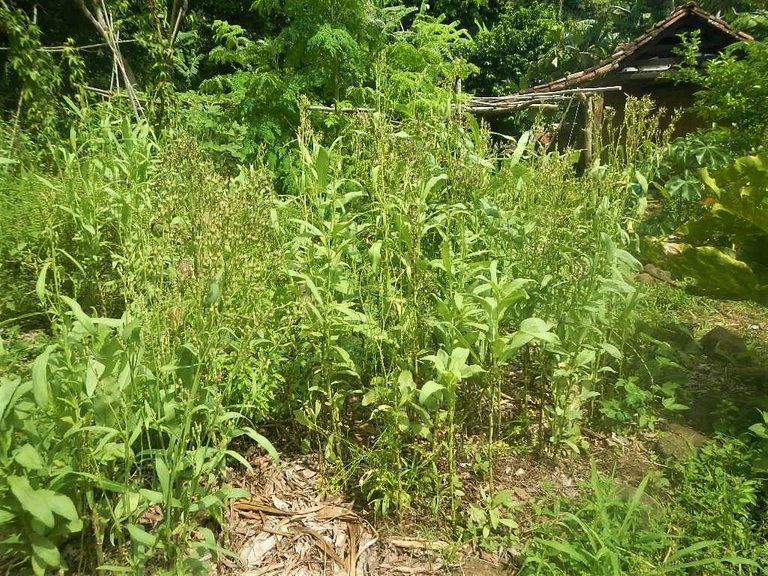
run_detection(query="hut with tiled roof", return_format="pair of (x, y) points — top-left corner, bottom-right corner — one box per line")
(520, 2), (751, 95)
(468, 3), (753, 160)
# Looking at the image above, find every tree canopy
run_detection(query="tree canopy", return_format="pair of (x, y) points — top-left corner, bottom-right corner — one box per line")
(1, 0), (766, 155)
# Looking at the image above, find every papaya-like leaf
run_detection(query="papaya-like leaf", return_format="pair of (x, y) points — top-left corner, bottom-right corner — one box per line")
(648, 239), (767, 304)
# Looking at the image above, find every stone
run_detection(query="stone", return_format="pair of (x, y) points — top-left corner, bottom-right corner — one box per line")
(657, 423), (707, 461)
(636, 272), (656, 285)
(731, 366), (768, 389)
(699, 326), (748, 362)
(461, 557), (516, 575)
(644, 322), (699, 354)
(643, 263), (674, 284)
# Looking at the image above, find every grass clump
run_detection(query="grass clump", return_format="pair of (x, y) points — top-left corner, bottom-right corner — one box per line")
(521, 459), (766, 575)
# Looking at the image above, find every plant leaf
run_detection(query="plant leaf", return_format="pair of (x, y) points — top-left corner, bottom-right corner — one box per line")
(32, 346), (55, 409)
(36, 263), (49, 305)
(30, 533), (60, 567)
(127, 524), (156, 547)
(40, 491), (80, 524)
(14, 444), (44, 470)
(155, 457), (170, 498)
(0, 377), (25, 421)
(419, 380), (445, 405)
(8, 476), (54, 528)
(237, 426), (279, 462)
(60, 296), (97, 336)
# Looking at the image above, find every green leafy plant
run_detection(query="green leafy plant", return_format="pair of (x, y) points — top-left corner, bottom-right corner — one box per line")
(668, 436), (768, 573)
(597, 375), (686, 431)
(421, 346), (484, 519)
(748, 410), (768, 478)
(463, 487), (520, 551)
(645, 133), (732, 235)
(673, 34), (768, 152)
(645, 152), (768, 305)
(465, 1), (561, 95)
(521, 464), (760, 575)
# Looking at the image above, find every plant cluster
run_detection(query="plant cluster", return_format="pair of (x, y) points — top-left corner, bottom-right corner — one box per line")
(1, 107), (279, 574)
(644, 152), (768, 305)
(674, 33), (768, 153)
(521, 460), (765, 575)
(0, 95), (670, 571)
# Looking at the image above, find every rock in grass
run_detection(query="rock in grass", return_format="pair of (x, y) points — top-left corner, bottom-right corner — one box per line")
(643, 263), (675, 284)
(641, 321), (699, 355)
(636, 272), (657, 285)
(657, 423), (707, 461)
(699, 326), (748, 363)
(731, 366), (768, 389)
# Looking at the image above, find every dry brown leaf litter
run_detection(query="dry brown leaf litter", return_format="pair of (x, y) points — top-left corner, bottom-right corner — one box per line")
(211, 428), (663, 576)
(218, 455), (454, 576)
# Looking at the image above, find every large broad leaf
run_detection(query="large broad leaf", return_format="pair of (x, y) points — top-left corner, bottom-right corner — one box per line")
(679, 210), (742, 244)
(648, 152), (768, 306)
(419, 380), (445, 406)
(448, 347), (484, 380)
(701, 153), (768, 234)
(14, 444), (44, 470)
(646, 239), (768, 305)
(8, 476), (54, 528)
(38, 490), (81, 530)
(508, 317), (561, 350)
(0, 377), (29, 422)
(30, 533), (60, 568)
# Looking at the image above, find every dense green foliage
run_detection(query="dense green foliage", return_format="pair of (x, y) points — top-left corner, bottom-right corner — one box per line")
(523, 448), (767, 575)
(465, 2), (561, 94)
(646, 152), (768, 305)
(641, 33), (768, 304)
(674, 34), (768, 152)
(2, 1), (768, 574)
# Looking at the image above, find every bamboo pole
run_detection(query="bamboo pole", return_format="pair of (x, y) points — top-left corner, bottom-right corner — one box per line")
(307, 86), (622, 117)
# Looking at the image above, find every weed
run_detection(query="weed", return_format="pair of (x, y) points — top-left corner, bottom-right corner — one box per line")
(520, 463), (761, 575)
(668, 436), (768, 574)
(463, 488), (522, 552)
(2, 87), (761, 573)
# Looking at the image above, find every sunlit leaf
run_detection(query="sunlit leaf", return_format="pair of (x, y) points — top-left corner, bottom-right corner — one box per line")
(419, 380), (445, 405)
(8, 476), (54, 528)
(14, 444), (44, 470)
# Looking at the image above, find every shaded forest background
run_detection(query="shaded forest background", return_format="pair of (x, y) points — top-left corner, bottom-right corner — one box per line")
(2, 0), (767, 165)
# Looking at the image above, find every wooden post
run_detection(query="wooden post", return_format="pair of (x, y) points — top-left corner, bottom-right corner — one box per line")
(592, 94), (604, 164)
(582, 93), (593, 168)
(581, 93), (605, 169)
